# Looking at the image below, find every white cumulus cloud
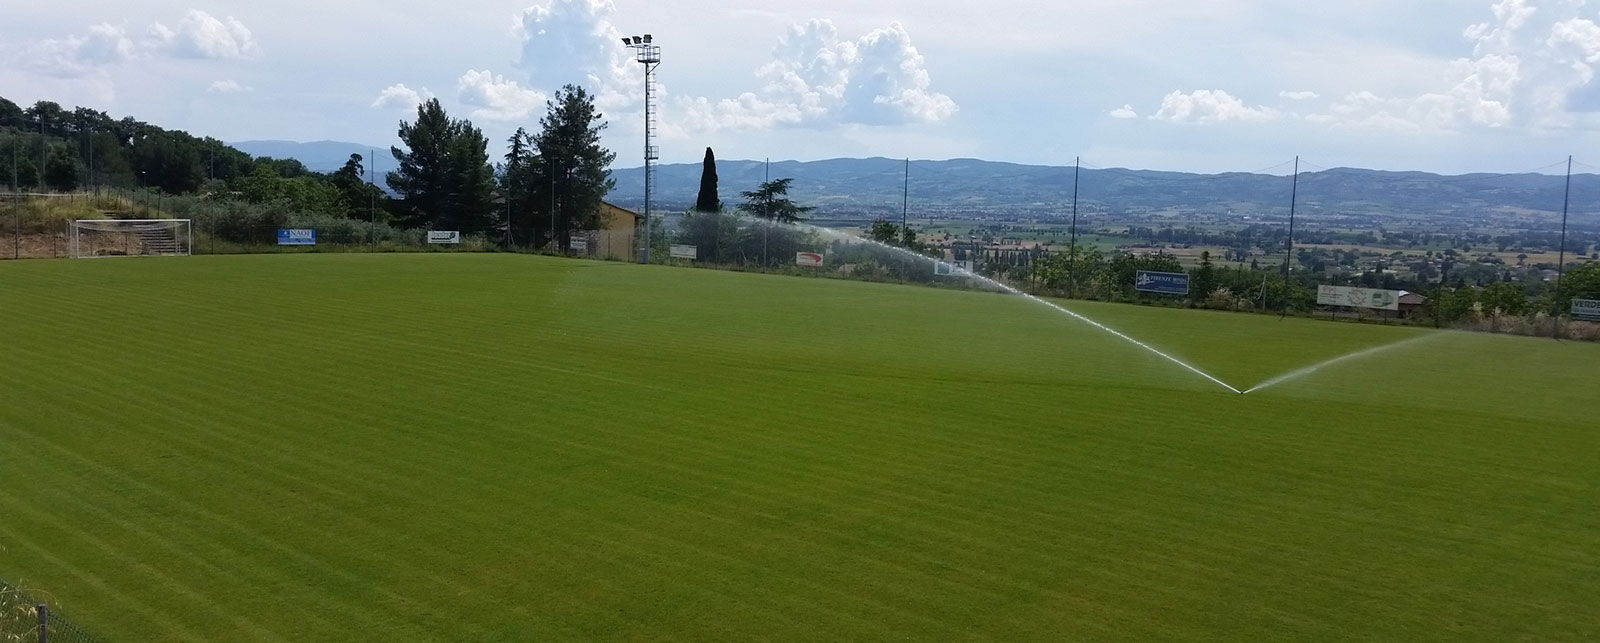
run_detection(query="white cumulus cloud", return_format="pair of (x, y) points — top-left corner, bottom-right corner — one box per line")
(1151, 90), (1280, 123)
(681, 19), (957, 132)
(147, 10), (261, 60)
(512, 0), (638, 115)
(8, 23), (137, 77)
(207, 79), (249, 94)
(457, 69), (548, 121)
(1109, 104), (1138, 119)
(1279, 90), (1320, 100)
(1307, 0), (1600, 132)
(372, 83), (433, 110)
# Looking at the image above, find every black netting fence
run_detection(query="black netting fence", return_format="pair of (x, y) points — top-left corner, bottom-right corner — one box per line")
(0, 581), (105, 643)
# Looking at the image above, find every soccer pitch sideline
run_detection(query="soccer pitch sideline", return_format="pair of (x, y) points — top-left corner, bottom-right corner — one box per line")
(1, 253), (1597, 642)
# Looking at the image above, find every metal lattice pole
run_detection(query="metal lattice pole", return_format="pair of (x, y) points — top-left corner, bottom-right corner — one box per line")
(624, 34), (660, 263)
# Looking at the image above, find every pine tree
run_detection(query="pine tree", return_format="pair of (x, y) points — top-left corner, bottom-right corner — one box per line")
(387, 98), (453, 228)
(387, 98), (497, 232)
(738, 178), (813, 223)
(534, 85), (617, 252)
(694, 147), (720, 212)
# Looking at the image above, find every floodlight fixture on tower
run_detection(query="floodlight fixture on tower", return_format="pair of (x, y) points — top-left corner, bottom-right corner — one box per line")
(622, 33), (661, 263)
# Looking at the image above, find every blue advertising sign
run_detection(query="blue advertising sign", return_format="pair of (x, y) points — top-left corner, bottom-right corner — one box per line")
(277, 229), (316, 245)
(1135, 270), (1189, 295)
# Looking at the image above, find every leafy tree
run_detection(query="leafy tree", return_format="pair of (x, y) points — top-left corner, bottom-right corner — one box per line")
(1479, 281), (1526, 316)
(1555, 261), (1600, 313)
(867, 219), (898, 245)
(738, 178), (812, 223)
(534, 85), (617, 251)
(43, 146), (78, 191)
(0, 97), (22, 129)
(694, 147), (720, 212)
(330, 153), (386, 220)
(900, 226), (924, 253)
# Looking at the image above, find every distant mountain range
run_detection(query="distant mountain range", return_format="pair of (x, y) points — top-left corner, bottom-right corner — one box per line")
(232, 140), (388, 173)
(608, 157), (1600, 224)
(233, 141), (1600, 225)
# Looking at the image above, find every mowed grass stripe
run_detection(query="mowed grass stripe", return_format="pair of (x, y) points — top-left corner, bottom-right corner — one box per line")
(3, 254), (1598, 640)
(0, 262), (1555, 636)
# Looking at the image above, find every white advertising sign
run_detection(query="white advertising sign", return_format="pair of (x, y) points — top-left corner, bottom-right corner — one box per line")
(427, 230), (461, 244)
(796, 252), (823, 267)
(1317, 285), (1400, 311)
(670, 244), (697, 260)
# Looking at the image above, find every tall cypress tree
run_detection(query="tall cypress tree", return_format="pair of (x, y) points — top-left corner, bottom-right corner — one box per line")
(694, 147), (719, 212)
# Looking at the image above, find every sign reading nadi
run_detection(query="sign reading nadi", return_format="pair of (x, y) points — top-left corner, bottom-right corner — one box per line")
(1317, 285), (1400, 311)
(1573, 298), (1600, 321)
(670, 244), (697, 260)
(427, 230), (461, 244)
(277, 229), (316, 245)
(796, 252), (824, 267)
(1135, 270), (1189, 295)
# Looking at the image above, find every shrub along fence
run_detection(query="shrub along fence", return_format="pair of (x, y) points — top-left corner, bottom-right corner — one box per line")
(1, 581), (104, 643)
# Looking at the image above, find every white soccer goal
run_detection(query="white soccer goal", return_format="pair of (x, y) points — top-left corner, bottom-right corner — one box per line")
(70, 219), (192, 258)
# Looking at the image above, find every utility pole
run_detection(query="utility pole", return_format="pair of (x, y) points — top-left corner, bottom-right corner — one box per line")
(1553, 155), (1572, 339)
(369, 149), (377, 252)
(763, 157), (770, 266)
(12, 145), (18, 259)
(549, 163), (556, 251)
(901, 157), (909, 233)
(38, 114), (47, 192)
(1070, 156), (1080, 298)
(1280, 156), (1300, 319)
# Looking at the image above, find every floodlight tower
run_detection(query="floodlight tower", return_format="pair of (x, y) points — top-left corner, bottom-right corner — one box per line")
(623, 33), (661, 263)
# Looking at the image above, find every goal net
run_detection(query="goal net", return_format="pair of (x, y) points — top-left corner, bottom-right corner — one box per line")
(70, 219), (192, 258)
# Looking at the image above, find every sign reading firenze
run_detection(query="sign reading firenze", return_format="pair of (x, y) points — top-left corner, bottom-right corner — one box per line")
(1135, 270), (1189, 295)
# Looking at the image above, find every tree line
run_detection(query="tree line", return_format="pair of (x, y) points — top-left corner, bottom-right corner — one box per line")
(1, 88), (617, 246)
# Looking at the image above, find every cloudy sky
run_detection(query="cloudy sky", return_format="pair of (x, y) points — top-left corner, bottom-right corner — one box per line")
(8, 0), (1600, 174)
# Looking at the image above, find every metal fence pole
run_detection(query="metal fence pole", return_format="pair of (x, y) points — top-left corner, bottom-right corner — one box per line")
(36, 602), (48, 643)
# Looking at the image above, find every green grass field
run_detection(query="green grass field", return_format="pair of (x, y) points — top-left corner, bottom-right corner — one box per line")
(2, 254), (1597, 641)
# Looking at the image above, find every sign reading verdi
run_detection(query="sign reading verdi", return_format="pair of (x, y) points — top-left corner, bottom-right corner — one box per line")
(670, 244), (697, 260)
(1317, 285), (1400, 311)
(1573, 298), (1600, 321)
(277, 229), (315, 245)
(796, 252), (824, 267)
(426, 231), (460, 244)
(1135, 270), (1189, 295)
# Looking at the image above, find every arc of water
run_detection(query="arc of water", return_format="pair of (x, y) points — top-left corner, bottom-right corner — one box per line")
(748, 217), (1245, 394)
(1242, 333), (1438, 394)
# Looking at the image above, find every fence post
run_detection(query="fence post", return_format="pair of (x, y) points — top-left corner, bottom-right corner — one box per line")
(36, 603), (48, 643)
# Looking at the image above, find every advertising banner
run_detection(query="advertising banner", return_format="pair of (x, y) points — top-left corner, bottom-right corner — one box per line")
(670, 244), (697, 260)
(427, 230), (461, 244)
(277, 229), (316, 245)
(1573, 298), (1600, 321)
(796, 252), (823, 267)
(1317, 285), (1400, 311)
(1135, 270), (1189, 295)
